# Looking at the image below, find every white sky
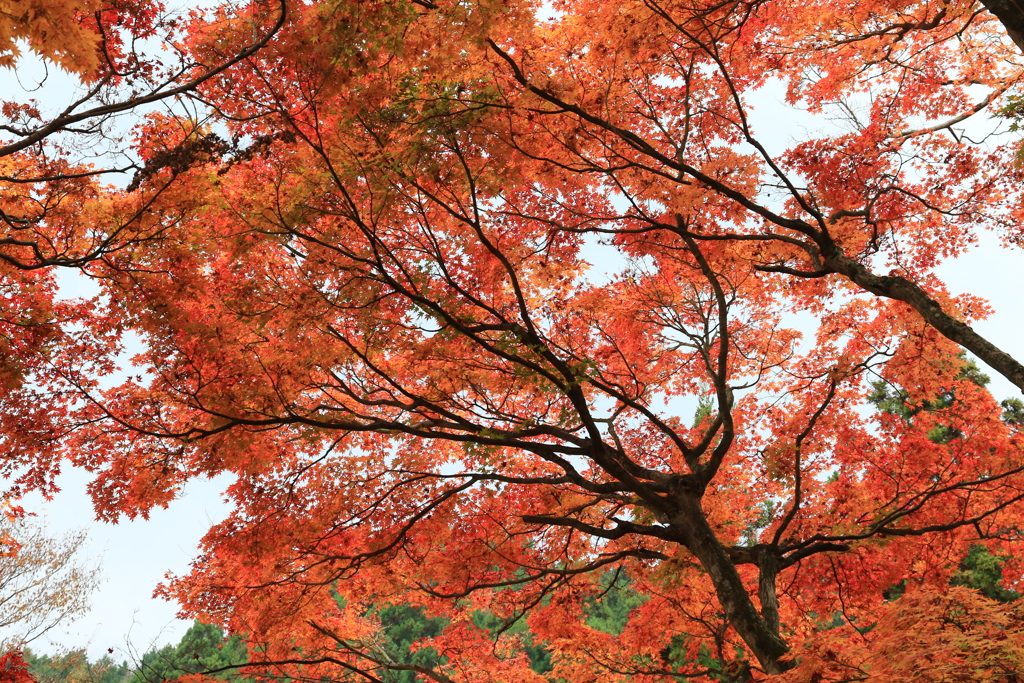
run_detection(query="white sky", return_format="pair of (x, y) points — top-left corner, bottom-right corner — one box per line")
(15, 473), (232, 661)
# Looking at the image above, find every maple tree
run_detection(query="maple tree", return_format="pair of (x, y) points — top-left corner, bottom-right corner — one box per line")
(8, 0), (1024, 680)
(0, 0), (286, 269)
(0, 651), (36, 683)
(0, 0), (284, 498)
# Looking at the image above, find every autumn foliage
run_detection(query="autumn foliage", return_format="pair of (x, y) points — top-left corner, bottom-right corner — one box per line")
(0, 515), (101, 651)
(6, 0), (1024, 680)
(0, 652), (35, 683)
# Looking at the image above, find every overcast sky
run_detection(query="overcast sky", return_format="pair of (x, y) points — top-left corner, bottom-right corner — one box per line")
(14, 472), (232, 660)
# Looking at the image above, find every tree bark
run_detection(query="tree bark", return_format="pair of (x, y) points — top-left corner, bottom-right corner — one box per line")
(672, 495), (790, 674)
(821, 249), (1024, 394)
(757, 550), (781, 638)
(981, 0), (1024, 54)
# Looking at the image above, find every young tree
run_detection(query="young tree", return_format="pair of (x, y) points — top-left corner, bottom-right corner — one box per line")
(8, 0), (1024, 679)
(0, 516), (100, 651)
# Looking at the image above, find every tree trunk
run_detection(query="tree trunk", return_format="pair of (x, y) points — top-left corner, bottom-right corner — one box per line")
(981, 0), (1024, 54)
(672, 495), (790, 675)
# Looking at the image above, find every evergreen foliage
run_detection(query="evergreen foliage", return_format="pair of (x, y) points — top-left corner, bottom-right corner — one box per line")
(374, 604), (446, 683)
(951, 545), (1021, 604)
(130, 623), (246, 683)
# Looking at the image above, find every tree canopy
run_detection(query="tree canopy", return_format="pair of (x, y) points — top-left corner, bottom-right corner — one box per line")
(5, 0), (1024, 680)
